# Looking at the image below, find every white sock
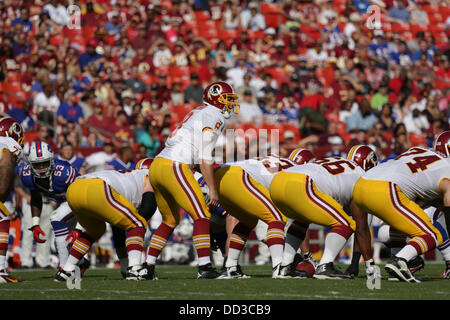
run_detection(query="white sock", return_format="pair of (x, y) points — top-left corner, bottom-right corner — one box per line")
(55, 235), (70, 267)
(225, 248), (240, 267)
(319, 232), (347, 265)
(282, 233), (302, 266)
(396, 244), (418, 262)
(198, 256), (211, 266)
(0, 255), (5, 270)
(439, 240), (450, 261)
(146, 255), (156, 265)
(64, 255), (80, 272)
(128, 250), (142, 267)
(269, 244), (284, 268)
(119, 257), (128, 273)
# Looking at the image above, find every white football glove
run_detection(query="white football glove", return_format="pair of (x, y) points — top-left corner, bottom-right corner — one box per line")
(365, 259), (382, 280)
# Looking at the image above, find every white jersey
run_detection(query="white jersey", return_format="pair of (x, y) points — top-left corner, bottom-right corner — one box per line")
(0, 136), (22, 160)
(226, 155), (296, 189)
(363, 147), (450, 204)
(78, 169), (149, 209)
(283, 157), (365, 207)
(157, 104), (226, 165)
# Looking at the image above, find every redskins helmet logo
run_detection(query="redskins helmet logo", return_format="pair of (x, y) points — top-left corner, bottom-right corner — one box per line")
(10, 122), (23, 136)
(208, 84), (222, 98)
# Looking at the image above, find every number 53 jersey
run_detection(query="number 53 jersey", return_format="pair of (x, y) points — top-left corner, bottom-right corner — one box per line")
(363, 147), (450, 203)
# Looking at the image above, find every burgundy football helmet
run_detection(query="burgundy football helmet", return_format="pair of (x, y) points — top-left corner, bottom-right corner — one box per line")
(433, 131), (450, 157)
(203, 81), (239, 118)
(136, 157), (153, 169)
(288, 148), (315, 165)
(0, 117), (24, 148)
(347, 144), (378, 171)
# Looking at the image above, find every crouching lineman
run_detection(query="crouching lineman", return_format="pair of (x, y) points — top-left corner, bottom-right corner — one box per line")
(19, 141), (84, 276)
(56, 158), (158, 281)
(215, 148), (314, 278)
(353, 132), (450, 283)
(145, 81), (239, 279)
(271, 145), (379, 279)
(0, 117), (24, 283)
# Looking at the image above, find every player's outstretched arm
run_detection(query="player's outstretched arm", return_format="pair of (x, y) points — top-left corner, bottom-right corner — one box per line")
(138, 176), (158, 222)
(199, 159), (219, 208)
(29, 189), (46, 243)
(351, 200), (380, 279)
(0, 149), (16, 202)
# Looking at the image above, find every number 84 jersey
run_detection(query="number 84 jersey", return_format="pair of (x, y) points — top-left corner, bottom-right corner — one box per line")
(363, 147), (450, 203)
(284, 157), (365, 208)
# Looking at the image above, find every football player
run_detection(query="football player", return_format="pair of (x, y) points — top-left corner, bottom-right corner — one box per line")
(146, 81), (239, 279)
(0, 117), (24, 283)
(374, 206), (450, 279)
(56, 141), (86, 173)
(352, 132), (450, 282)
(19, 141), (82, 275)
(271, 145), (379, 279)
(56, 158), (158, 281)
(215, 148), (314, 279)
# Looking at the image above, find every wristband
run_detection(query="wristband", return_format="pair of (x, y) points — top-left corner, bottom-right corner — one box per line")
(32, 216), (40, 227)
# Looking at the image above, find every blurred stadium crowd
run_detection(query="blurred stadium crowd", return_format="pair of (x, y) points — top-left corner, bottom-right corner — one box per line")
(0, 0), (449, 268)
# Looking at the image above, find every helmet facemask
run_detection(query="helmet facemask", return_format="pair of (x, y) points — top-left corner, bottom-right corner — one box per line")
(218, 93), (240, 118)
(29, 158), (55, 179)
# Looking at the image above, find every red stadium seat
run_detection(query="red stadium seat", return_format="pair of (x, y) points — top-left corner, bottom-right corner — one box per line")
(429, 23), (445, 33)
(82, 26), (97, 41)
(391, 23), (410, 34)
(195, 10), (210, 22)
(264, 67), (289, 88)
(429, 13), (443, 23)
(260, 3), (281, 14)
(247, 30), (265, 40)
(197, 21), (218, 39)
(168, 65), (191, 89)
(410, 24), (427, 36)
(264, 14), (281, 28)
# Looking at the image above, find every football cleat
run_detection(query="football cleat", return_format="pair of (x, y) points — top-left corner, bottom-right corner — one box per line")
(407, 256), (425, 274)
(0, 270), (21, 283)
(126, 263), (156, 281)
(314, 262), (353, 280)
(275, 263), (308, 279)
(385, 257), (421, 283)
(440, 262), (450, 279)
(54, 268), (74, 282)
(197, 263), (221, 279)
(218, 265), (251, 279)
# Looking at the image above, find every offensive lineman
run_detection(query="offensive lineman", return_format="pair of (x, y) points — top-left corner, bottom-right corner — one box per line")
(0, 117), (24, 283)
(215, 148), (314, 278)
(271, 145), (379, 279)
(56, 158), (158, 281)
(353, 132), (450, 282)
(146, 81), (239, 279)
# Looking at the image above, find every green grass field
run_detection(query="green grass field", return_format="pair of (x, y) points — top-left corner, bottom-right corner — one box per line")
(1, 264), (449, 300)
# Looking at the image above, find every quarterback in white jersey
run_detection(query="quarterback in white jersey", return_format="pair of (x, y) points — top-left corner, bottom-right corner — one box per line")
(56, 159), (159, 281)
(0, 117), (24, 283)
(271, 145), (379, 280)
(147, 81), (239, 279)
(215, 149), (315, 278)
(353, 142), (450, 282)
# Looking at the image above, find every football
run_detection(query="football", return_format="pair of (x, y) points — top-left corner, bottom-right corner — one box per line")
(296, 261), (316, 278)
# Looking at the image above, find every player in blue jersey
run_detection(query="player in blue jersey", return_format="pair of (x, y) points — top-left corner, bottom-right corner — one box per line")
(56, 141), (86, 174)
(19, 141), (84, 277)
(106, 145), (136, 171)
